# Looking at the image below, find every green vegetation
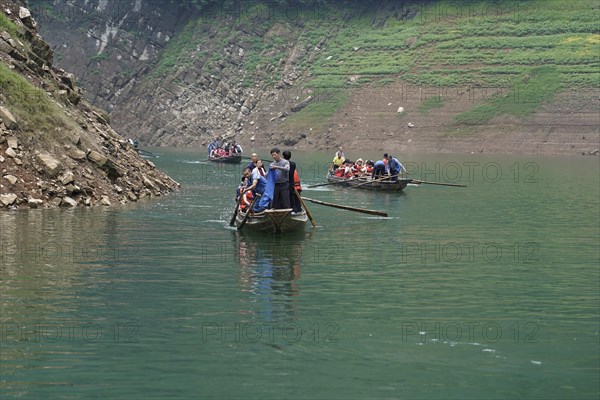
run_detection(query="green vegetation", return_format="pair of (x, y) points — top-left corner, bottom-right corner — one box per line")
(150, 0), (598, 127)
(91, 52), (109, 62)
(454, 66), (562, 124)
(282, 89), (348, 132)
(419, 96), (445, 114)
(0, 63), (75, 139)
(0, 12), (24, 43)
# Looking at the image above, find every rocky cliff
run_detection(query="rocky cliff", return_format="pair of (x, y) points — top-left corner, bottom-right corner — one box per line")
(32, 0), (600, 155)
(0, 0), (179, 210)
(32, 0), (324, 148)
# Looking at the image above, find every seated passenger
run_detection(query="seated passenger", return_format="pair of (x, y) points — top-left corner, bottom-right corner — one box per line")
(352, 158), (366, 176)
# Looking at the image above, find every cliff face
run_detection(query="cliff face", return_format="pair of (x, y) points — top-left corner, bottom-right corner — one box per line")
(30, 0), (191, 113)
(32, 0), (600, 155)
(0, 0), (179, 210)
(33, 0), (323, 148)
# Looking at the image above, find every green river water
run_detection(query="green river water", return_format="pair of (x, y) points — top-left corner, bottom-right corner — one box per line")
(1, 149), (598, 399)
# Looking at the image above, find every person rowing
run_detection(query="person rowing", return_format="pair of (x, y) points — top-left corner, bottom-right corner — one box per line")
(242, 166), (267, 198)
(385, 154), (406, 181)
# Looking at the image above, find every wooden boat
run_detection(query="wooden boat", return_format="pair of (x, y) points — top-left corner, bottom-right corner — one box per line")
(234, 208), (308, 233)
(208, 154), (243, 164)
(326, 172), (409, 192)
(136, 148), (155, 158)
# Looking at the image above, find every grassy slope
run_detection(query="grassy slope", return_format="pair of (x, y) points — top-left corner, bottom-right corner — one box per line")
(151, 0), (599, 130)
(301, 0), (599, 127)
(1, 12), (73, 140)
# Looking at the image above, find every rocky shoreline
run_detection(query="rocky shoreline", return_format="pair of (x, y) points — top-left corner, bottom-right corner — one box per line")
(0, 120), (179, 210)
(0, 1), (179, 210)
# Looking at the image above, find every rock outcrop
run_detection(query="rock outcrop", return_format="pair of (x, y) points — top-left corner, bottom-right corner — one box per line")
(31, 0), (600, 155)
(32, 0), (323, 148)
(0, 0), (179, 210)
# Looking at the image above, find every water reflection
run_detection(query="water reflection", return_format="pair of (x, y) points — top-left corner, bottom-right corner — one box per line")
(235, 231), (313, 323)
(0, 207), (141, 398)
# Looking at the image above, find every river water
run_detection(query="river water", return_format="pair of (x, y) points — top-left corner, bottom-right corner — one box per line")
(1, 149), (598, 399)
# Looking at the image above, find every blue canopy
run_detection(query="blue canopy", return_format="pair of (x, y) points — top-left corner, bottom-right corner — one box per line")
(254, 171), (275, 212)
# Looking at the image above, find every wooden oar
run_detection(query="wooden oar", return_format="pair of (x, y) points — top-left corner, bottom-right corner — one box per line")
(306, 180), (345, 188)
(229, 194), (244, 226)
(301, 197), (388, 217)
(352, 174), (400, 188)
(409, 179), (467, 188)
(237, 194), (260, 231)
(295, 189), (316, 228)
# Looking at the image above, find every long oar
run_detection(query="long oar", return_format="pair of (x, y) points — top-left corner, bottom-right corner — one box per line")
(306, 181), (343, 188)
(229, 194), (244, 226)
(301, 197), (388, 217)
(237, 195), (260, 231)
(295, 189), (317, 228)
(352, 174), (400, 188)
(409, 179), (467, 188)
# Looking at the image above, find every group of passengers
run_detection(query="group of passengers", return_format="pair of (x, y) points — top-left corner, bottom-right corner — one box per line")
(236, 148), (302, 214)
(331, 146), (406, 182)
(207, 138), (243, 158)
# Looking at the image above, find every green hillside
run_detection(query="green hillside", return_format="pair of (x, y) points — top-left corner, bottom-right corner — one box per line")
(153, 0), (598, 132)
(298, 0), (599, 126)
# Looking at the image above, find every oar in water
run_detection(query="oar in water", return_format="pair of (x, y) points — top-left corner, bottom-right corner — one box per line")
(306, 180), (344, 188)
(351, 174), (400, 188)
(409, 179), (467, 188)
(294, 189), (317, 228)
(237, 194), (260, 231)
(301, 197), (388, 217)
(229, 195), (244, 226)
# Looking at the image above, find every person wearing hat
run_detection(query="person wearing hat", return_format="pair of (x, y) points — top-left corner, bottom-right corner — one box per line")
(331, 150), (345, 171)
(352, 158), (366, 177)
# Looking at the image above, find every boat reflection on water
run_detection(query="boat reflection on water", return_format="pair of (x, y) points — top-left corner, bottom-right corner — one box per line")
(235, 230), (314, 323)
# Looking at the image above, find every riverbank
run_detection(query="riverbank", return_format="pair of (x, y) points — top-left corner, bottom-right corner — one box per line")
(1, 1), (179, 210)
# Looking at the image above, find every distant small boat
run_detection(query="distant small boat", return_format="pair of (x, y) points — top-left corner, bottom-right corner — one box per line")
(234, 208), (308, 233)
(326, 172), (409, 192)
(136, 148), (155, 158)
(208, 154), (243, 164)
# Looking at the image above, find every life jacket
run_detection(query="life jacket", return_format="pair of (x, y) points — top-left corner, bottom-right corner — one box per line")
(352, 164), (363, 176)
(240, 191), (253, 211)
(335, 168), (345, 177)
(293, 169), (302, 191)
(366, 166), (373, 173)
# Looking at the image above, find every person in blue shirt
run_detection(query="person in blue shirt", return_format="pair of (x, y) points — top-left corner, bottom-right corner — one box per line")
(242, 166), (267, 197)
(372, 159), (386, 179)
(386, 154), (406, 181)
